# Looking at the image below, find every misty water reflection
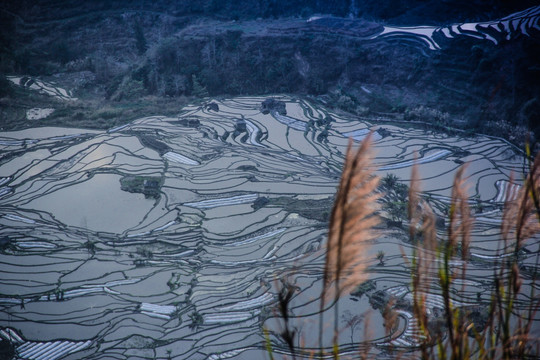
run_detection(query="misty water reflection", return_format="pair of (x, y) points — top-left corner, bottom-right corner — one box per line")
(0, 96), (536, 359)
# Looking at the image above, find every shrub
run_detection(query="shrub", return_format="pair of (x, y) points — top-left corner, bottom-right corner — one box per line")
(111, 78), (146, 101)
(405, 105), (450, 125)
(191, 74), (208, 98)
(482, 119), (533, 145)
(133, 21), (148, 55)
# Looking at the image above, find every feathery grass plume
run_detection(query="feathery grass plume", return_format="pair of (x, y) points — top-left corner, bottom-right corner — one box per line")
(439, 165), (474, 360)
(408, 161), (421, 243)
(495, 150), (540, 360)
(520, 148), (540, 359)
(501, 177), (540, 255)
(408, 162), (437, 358)
(501, 174), (518, 248)
(514, 158), (540, 251)
(525, 143), (540, 221)
(450, 166), (473, 306)
(319, 134), (380, 358)
(448, 165), (472, 260)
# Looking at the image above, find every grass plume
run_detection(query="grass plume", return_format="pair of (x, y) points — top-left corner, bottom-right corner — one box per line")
(267, 141), (540, 360)
(408, 162), (437, 358)
(319, 134), (380, 358)
(442, 165), (474, 360)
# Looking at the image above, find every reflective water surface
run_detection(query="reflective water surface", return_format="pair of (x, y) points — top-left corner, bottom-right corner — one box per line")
(0, 97), (537, 359)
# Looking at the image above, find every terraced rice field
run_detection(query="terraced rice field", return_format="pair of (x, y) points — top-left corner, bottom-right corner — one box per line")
(0, 97), (537, 359)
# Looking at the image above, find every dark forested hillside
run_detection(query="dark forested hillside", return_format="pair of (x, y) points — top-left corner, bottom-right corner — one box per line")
(1, 0), (539, 147)
(2, 0), (538, 22)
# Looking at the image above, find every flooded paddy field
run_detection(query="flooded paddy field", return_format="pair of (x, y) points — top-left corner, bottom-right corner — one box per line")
(0, 96), (538, 359)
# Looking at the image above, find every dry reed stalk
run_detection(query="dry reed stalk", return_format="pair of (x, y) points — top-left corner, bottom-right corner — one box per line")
(408, 161), (421, 242)
(439, 165), (474, 360)
(319, 135), (380, 358)
(502, 175), (540, 253)
(408, 162), (437, 359)
(526, 145), (540, 221)
(448, 165), (472, 260)
(475, 150), (540, 360)
(501, 174), (517, 248)
(496, 151), (540, 359)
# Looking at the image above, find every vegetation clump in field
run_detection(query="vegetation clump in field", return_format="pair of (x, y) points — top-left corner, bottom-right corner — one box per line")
(261, 98), (287, 115)
(266, 135), (540, 360)
(120, 176), (163, 199)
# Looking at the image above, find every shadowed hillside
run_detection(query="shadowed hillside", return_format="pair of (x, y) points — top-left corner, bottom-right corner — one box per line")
(1, 0), (539, 147)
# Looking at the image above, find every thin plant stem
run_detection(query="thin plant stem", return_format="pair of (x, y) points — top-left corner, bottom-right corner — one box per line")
(320, 135), (379, 358)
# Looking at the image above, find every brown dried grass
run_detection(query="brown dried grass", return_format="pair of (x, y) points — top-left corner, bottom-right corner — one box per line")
(322, 135), (380, 302)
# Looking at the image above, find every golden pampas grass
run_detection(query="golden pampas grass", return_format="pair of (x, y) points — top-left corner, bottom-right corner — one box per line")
(408, 162), (437, 285)
(408, 162), (437, 351)
(323, 134), (380, 301)
(318, 134), (380, 357)
(449, 165), (473, 261)
(408, 160), (421, 242)
(502, 154), (540, 250)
